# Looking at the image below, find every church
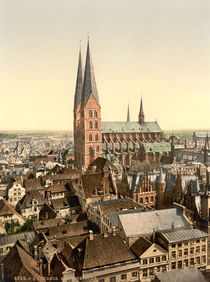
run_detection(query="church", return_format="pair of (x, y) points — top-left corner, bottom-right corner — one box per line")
(73, 40), (171, 170)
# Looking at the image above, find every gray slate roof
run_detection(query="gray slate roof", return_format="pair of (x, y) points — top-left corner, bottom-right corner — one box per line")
(74, 49), (83, 109)
(102, 121), (162, 134)
(0, 231), (35, 246)
(82, 41), (100, 106)
(160, 227), (208, 243)
(107, 207), (150, 228)
(119, 208), (190, 237)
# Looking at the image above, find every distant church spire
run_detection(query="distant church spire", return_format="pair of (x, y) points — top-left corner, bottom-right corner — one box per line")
(204, 134), (209, 150)
(82, 39), (100, 106)
(74, 44), (83, 110)
(138, 98), (144, 125)
(127, 103), (130, 122)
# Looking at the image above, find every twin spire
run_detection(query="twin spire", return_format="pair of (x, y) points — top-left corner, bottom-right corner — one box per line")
(74, 39), (100, 110)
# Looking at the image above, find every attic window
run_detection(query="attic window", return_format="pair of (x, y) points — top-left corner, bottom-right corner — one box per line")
(153, 249), (156, 252)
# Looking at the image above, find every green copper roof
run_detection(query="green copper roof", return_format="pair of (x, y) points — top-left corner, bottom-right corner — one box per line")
(143, 142), (171, 154)
(102, 121), (162, 134)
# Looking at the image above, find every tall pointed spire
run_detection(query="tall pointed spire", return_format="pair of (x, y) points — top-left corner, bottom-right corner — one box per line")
(127, 103), (130, 122)
(82, 39), (100, 106)
(204, 134), (209, 150)
(74, 44), (83, 110)
(138, 98), (144, 125)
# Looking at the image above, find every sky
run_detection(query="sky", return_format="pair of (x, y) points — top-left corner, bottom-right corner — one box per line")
(0, 0), (210, 131)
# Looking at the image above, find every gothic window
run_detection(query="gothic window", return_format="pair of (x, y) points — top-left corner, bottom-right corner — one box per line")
(89, 134), (92, 141)
(89, 121), (93, 129)
(89, 111), (92, 117)
(151, 196), (154, 202)
(145, 197), (148, 204)
(94, 111), (98, 117)
(95, 134), (98, 141)
(95, 121), (98, 128)
(140, 198), (143, 204)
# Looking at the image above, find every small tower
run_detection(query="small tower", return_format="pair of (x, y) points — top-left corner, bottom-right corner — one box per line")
(138, 98), (144, 126)
(156, 168), (166, 209)
(204, 134), (209, 168)
(127, 103), (130, 122)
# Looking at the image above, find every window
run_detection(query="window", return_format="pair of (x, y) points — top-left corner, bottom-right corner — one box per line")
(89, 121), (93, 129)
(190, 258), (194, 266)
(202, 245), (206, 252)
(184, 241), (188, 246)
(110, 277), (116, 282)
(89, 134), (92, 141)
(94, 111), (98, 117)
(151, 196), (154, 202)
(196, 239), (200, 243)
(96, 145), (99, 152)
(143, 259), (147, 265)
(184, 249), (188, 256)
(190, 247), (194, 255)
(95, 121), (98, 128)
(149, 268), (154, 275)
(145, 197), (148, 204)
(14, 193), (17, 196)
(184, 259), (188, 267)
(99, 279), (105, 282)
(202, 238), (206, 242)
(10, 198), (13, 202)
(171, 244), (176, 248)
(178, 261), (182, 269)
(162, 266), (167, 271)
(178, 242), (182, 247)
(120, 274), (127, 280)
(162, 255), (166, 261)
(95, 134), (98, 141)
(156, 266), (160, 272)
(143, 269), (147, 278)
(89, 111), (92, 117)
(178, 250), (182, 258)
(156, 256), (160, 262)
(196, 257), (200, 265)
(140, 198), (143, 204)
(149, 258), (154, 263)
(171, 251), (176, 259)
(132, 271), (137, 278)
(196, 246), (200, 254)
(171, 262), (176, 269)
(202, 255), (206, 263)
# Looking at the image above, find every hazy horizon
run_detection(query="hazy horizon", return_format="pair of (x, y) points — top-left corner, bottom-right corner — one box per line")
(1, 0), (209, 131)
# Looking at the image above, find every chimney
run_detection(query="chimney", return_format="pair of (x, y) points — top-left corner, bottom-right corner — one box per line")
(47, 261), (51, 276)
(38, 246), (42, 261)
(39, 259), (43, 276)
(1, 263), (4, 281)
(34, 245), (38, 261)
(152, 228), (156, 243)
(112, 226), (117, 236)
(103, 231), (108, 238)
(89, 230), (94, 240)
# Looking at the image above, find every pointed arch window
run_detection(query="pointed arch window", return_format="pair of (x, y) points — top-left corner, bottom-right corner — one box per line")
(89, 134), (92, 141)
(89, 121), (93, 129)
(89, 111), (92, 117)
(95, 121), (98, 129)
(95, 134), (98, 141)
(94, 111), (98, 117)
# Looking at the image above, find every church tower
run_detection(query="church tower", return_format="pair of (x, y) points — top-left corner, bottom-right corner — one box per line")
(73, 47), (84, 169)
(204, 134), (209, 168)
(138, 98), (144, 125)
(74, 40), (102, 170)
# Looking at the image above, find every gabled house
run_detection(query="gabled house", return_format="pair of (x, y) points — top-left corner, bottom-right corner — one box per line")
(16, 190), (47, 220)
